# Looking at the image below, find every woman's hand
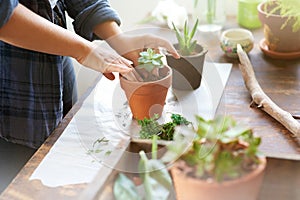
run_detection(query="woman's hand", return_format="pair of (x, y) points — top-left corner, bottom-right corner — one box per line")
(77, 44), (133, 80)
(106, 33), (180, 67)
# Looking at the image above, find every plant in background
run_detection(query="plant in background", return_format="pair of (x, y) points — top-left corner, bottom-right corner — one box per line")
(167, 17), (207, 91)
(136, 48), (165, 81)
(139, 0), (188, 29)
(194, 0), (218, 24)
(163, 115), (263, 182)
(206, 0), (217, 24)
(265, 0), (300, 32)
(172, 19), (199, 56)
(113, 136), (173, 200)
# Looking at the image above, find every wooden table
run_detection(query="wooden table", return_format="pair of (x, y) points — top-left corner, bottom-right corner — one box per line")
(1, 18), (299, 200)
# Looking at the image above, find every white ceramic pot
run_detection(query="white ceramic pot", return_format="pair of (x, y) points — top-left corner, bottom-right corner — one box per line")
(220, 28), (254, 58)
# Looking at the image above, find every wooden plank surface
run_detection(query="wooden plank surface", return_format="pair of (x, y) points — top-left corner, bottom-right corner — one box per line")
(209, 21), (300, 157)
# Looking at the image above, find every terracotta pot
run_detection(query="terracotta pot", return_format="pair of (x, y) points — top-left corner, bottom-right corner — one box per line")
(170, 157), (267, 200)
(257, 1), (300, 53)
(120, 65), (172, 120)
(166, 44), (207, 91)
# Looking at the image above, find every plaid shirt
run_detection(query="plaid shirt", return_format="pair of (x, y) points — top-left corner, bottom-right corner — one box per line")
(0, 0), (120, 148)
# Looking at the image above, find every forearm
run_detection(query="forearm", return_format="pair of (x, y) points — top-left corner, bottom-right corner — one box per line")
(93, 20), (139, 58)
(0, 4), (91, 61)
(93, 20), (122, 46)
(93, 20), (179, 60)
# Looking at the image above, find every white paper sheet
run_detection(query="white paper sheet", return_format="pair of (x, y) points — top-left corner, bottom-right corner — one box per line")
(29, 62), (232, 187)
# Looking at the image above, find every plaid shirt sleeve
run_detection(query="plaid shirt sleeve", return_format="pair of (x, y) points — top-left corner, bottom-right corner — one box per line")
(0, 0), (19, 28)
(65, 0), (121, 41)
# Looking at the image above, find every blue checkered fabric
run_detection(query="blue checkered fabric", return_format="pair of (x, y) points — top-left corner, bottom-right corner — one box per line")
(0, 0), (120, 148)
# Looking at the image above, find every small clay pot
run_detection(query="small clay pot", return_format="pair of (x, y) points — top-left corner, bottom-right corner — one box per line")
(120, 65), (172, 120)
(220, 28), (254, 58)
(166, 44), (207, 91)
(170, 157), (267, 200)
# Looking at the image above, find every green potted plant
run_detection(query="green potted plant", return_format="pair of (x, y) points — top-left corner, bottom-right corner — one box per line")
(162, 115), (267, 200)
(120, 48), (172, 120)
(113, 136), (174, 200)
(166, 19), (208, 91)
(257, 0), (300, 54)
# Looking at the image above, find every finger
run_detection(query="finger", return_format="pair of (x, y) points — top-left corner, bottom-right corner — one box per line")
(118, 56), (134, 67)
(105, 63), (133, 74)
(120, 71), (138, 82)
(105, 56), (133, 68)
(122, 51), (141, 67)
(103, 73), (115, 80)
(144, 35), (180, 59)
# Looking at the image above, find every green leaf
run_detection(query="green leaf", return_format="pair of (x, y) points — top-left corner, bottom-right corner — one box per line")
(172, 22), (184, 46)
(113, 173), (140, 200)
(171, 113), (191, 125)
(183, 20), (189, 44)
(152, 60), (162, 66)
(143, 174), (170, 200)
(139, 51), (149, 57)
(152, 54), (163, 59)
(214, 151), (242, 182)
(161, 126), (195, 163)
(222, 125), (251, 140)
(138, 151), (172, 200)
(138, 115), (162, 139)
(189, 18), (199, 41)
(151, 136), (158, 160)
(148, 160), (172, 190)
(137, 63), (155, 73)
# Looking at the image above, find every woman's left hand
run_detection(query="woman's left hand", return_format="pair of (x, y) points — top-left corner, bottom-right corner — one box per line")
(106, 33), (180, 66)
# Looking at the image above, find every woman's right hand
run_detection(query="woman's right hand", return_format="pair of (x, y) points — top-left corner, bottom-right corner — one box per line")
(77, 43), (133, 80)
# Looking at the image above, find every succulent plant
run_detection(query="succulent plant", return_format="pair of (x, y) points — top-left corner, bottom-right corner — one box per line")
(136, 48), (165, 81)
(162, 115), (262, 182)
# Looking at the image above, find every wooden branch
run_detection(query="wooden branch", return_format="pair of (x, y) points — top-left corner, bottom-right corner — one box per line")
(236, 44), (300, 138)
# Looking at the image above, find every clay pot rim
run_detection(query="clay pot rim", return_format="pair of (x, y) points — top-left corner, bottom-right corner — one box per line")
(257, 1), (290, 19)
(120, 65), (172, 85)
(166, 43), (208, 58)
(172, 156), (267, 187)
(221, 28), (254, 42)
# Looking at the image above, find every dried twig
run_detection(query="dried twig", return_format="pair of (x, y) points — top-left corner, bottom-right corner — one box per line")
(236, 44), (300, 138)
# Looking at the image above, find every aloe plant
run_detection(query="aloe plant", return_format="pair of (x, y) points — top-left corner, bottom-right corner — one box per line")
(172, 19), (199, 56)
(162, 115), (262, 182)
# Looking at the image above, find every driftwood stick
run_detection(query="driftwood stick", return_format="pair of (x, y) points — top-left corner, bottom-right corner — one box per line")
(236, 44), (300, 138)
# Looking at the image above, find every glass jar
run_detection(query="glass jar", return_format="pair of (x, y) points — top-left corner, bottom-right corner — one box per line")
(237, 0), (262, 29)
(193, 0), (226, 33)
